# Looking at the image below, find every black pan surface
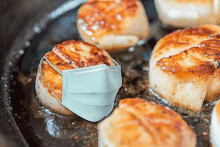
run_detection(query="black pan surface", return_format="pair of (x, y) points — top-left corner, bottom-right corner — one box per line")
(0, 0), (216, 146)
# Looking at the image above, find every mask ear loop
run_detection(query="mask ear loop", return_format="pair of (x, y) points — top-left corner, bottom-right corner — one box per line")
(39, 57), (63, 103)
(112, 58), (120, 66)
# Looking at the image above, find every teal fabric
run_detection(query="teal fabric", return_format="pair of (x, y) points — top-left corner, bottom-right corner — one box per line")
(63, 65), (121, 93)
(39, 57), (122, 122)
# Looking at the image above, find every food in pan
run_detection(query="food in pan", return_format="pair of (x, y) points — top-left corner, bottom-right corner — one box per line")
(98, 98), (196, 147)
(149, 24), (220, 111)
(210, 100), (220, 147)
(35, 40), (116, 116)
(77, 0), (150, 51)
(155, 0), (220, 28)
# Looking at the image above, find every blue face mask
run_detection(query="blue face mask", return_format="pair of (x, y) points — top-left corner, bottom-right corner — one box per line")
(39, 57), (122, 122)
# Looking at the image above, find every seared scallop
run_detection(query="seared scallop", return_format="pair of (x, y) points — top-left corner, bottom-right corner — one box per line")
(211, 100), (220, 147)
(35, 40), (116, 116)
(149, 24), (220, 111)
(155, 0), (220, 28)
(98, 98), (196, 147)
(77, 0), (150, 51)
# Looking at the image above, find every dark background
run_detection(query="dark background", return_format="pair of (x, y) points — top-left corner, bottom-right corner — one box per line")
(0, 1), (62, 146)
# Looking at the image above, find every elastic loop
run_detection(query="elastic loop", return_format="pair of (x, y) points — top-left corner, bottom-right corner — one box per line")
(39, 57), (62, 103)
(112, 58), (120, 66)
(42, 57), (62, 74)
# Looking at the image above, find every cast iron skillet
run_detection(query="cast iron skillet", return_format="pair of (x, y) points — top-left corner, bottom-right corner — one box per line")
(0, 0), (214, 146)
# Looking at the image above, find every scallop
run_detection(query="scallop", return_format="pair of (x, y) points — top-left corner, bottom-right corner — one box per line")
(98, 98), (196, 147)
(149, 24), (220, 111)
(77, 0), (150, 51)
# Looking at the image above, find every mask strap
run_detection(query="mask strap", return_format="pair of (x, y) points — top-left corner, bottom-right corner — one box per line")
(112, 58), (120, 66)
(39, 57), (62, 103)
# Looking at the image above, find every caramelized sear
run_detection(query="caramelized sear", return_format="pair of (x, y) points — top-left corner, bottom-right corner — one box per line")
(77, 0), (138, 39)
(149, 25), (220, 111)
(154, 25), (220, 60)
(77, 0), (150, 50)
(157, 45), (220, 77)
(98, 98), (196, 147)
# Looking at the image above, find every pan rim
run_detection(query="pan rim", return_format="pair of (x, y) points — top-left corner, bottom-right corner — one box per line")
(1, 0), (85, 146)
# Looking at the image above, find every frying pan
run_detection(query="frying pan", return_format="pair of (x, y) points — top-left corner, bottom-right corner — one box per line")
(0, 0), (213, 146)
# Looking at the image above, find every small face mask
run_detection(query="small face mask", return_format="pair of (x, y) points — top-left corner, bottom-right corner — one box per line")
(39, 57), (122, 122)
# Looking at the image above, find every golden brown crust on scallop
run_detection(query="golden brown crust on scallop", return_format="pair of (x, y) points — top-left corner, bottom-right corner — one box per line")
(77, 0), (150, 51)
(119, 98), (196, 147)
(77, 0), (138, 39)
(154, 25), (220, 59)
(155, 26), (220, 78)
(98, 98), (196, 147)
(38, 40), (115, 101)
(156, 46), (220, 78)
